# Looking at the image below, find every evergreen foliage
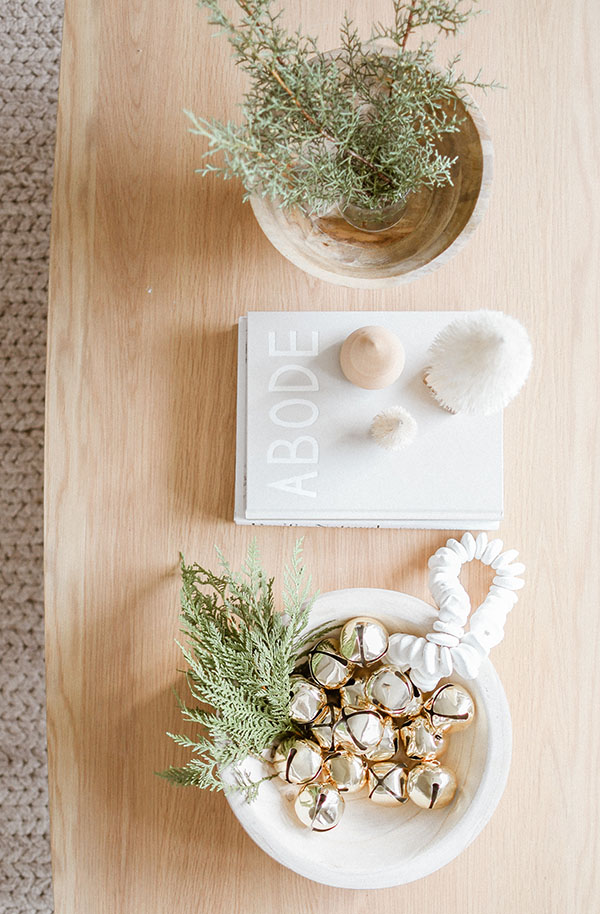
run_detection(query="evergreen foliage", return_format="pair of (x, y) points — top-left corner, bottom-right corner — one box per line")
(159, 541), (324, 801)
(187, 0), (498, 213)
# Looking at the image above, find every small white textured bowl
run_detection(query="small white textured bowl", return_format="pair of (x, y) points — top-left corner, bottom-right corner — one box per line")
(226, 588), (512, 889)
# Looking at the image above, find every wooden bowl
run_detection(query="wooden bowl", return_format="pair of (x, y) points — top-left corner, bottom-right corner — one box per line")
(226, 588), (511, 888)
(250, 97), (493, 289)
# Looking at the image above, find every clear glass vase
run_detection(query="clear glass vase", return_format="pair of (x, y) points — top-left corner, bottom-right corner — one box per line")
(338, 197), (408, 233)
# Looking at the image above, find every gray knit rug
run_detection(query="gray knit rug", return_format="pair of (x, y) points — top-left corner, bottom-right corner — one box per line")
(0, 0), (62, 910)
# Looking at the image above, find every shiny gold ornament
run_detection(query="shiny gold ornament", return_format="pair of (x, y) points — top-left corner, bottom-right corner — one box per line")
(367, 762), (408, 806)
(272, 738), (323, 785)
(339, 617), (389, 666)
(407, 761), (457, 809)
(323, 751), (367, 794)
(294, 783), (345, 831)
(400, 715), (445, 760)
(310, 704), (341, 752)
(289, 677), (327, 725)
(365, 667), (423, 717)
(334, 706), (384, 755)
(339, 676), (375, 709)
(309, 639), (354, 688)
(425, 683), (475, 732)
(365, 717), (399, 762)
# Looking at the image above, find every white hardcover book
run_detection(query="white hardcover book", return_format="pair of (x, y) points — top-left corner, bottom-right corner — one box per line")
(235, 312), (503, 529)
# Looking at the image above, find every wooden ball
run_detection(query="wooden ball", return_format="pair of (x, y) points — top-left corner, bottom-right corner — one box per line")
(340, 326), (405, 389)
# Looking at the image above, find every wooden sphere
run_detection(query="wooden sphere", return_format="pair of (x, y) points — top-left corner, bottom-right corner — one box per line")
(340, 326), (405, 389)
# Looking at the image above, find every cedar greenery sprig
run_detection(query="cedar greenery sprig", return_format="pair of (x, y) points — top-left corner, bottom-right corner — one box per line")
(159, 540), (326, 801)
(187, 0), (499, 213)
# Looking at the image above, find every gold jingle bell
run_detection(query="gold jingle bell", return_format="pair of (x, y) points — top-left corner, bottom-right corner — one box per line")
(294, 783), (345, 831)
(366, 667), (423, 717)
(339, 617), (389, 666)
(400, 715), (445, 760)
(323, 751), (367, 794)
(334, 706), (384, 755)
(339, 676), (375, 710)
(289, 677), (327, 725)
(367, 762), (408, 806)
(365, 717), (399, 762)
(309, 639), (354, 688)
(310, 704), (341, 752)
(407, 761), (457, 809)
(272, 738), (323, 785)
(425, 683), (475, 732)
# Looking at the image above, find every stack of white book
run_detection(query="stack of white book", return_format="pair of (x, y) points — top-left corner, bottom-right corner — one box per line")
(235, 311), (503, 529)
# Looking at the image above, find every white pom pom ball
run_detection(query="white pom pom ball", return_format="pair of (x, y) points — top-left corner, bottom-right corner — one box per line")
(370, 406), (418, 452)
(424, 310), (532, 415)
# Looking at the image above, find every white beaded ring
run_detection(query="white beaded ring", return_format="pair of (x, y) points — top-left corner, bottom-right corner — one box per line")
(385, 532), (525, 691)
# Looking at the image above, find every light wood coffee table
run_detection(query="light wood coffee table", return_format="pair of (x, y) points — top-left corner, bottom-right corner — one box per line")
(45, 0), (599, 911)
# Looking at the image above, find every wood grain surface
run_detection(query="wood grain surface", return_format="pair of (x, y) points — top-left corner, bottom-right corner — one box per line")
(45, 1), (600, 912)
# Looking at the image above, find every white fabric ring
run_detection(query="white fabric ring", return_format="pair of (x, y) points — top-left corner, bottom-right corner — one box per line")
(385, 532), (525, 691)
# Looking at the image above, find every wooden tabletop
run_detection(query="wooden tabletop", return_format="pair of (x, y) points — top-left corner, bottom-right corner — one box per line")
(45, 1), (599, 911)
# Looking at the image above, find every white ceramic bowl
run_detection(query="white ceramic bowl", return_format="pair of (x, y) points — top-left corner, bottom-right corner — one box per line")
(226, 588), (511, 888)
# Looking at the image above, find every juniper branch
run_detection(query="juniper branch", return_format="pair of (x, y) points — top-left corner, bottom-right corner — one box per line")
(188, 0), (497, 212)
(159, 541), (315, 800)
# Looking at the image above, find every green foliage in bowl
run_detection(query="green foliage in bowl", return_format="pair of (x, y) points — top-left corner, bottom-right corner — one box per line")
(187, 0), (498, 214)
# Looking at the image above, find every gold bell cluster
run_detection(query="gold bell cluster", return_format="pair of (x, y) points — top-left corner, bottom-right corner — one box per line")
(272, 616), (475, 832)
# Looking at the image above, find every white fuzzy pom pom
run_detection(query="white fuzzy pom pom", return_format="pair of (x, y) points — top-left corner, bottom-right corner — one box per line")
(370, 406), (418, 452)
(424, 310), (533, 415)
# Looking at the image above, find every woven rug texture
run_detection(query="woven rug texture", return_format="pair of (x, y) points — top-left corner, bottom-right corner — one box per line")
(1, 0), (62, 911)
